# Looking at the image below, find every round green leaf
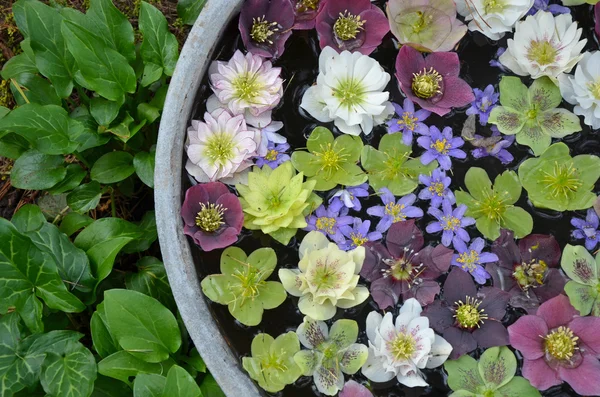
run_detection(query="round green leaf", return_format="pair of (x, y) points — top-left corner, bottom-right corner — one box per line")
(162, 365), (202, 397)
(67, 182), (103, 213)
(47, 164), (86, 195)
(133, 150), (155, 188)
(11, 149), (66, 190)
(40, 341), (97, 397)
(91, 151), (135, 183)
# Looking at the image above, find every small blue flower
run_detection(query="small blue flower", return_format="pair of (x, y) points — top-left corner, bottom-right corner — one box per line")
(418, 168), (455, 208)
(339, 218), (382, 251)
(526, 0), (570, 16)
(489, 47), (507, 71)
(417, 126), (466, 171)
(255, 141), (291, 169)
(329, 183), (370, 211)
(386, 98), (431, 145)
(451, 237), (495, 285)
(305, 201), (353, 244)
(466, 85), (499, 126)
(571, 208), (600, 251)
(471, 126), (514, 165)
(366, 188), (423, 233)
(426, 200), (475, 247)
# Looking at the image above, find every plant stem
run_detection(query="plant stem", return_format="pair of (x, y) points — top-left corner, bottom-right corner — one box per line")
(10, 79), (29, 104)
(109, 187), (117, 217)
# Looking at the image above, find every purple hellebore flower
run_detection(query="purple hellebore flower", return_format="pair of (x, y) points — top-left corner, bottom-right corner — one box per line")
(290, 0), (326, 30)
(526, 0), (570, 16)
(339, 218), (382, 251)
(305, 201), (354, 244)
(466, 84), (499, 126)
(471, 126), (515, 165)
(489, 47), (507, 70)
(386, 98), (431, 145)
(571, 208), (600, 251)
(366, 188), (423, 233)
(329, 183), (370, 211)
(255, 141), (290, 169)
(451, 237), (495, 284)
(417, 126), (466, 171)
(426, 200), (475, 247)
(239, 0), (295, 59)
(418, 168), (455, 208)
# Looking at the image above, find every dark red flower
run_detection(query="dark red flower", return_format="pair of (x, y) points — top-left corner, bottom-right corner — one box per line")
(316, 0), (389, 55)
(181, 182), (243, 252)
(290, 0), (326, 30)
(239, 0), (295, 59)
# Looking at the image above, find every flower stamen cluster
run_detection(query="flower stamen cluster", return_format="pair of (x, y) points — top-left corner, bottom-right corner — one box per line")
(195, 202), (227, 232)
(251, 16), (280, 44)
(542, 161), (583, 200)
(543, 326), (579, 361)
(454, 296), (488, 329)
(333, 10), (366, 40)
(513, 259), (548, 292)
(412, 67), (443, 99)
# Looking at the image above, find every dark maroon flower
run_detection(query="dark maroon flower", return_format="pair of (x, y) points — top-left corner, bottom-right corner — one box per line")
(239, 0), (295, 59)
(395, 45), (474, 116)
(360, 220), (453, 310)
(181, 182), (243, 252)
(315, 0), (389, 55)
(290, 0), (326, 30)
(489, 229), (566, 314)
(595, 4), (600, 40)
(424, 268), (510, 359)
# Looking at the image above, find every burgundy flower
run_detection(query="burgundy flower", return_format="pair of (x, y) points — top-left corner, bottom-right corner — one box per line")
(290, 0), (326, 30)
(424, 268), (510, 359)
(181, 182), (243, 252)
(239, 0), (295, 59)
(596, 4), (600, 40)
(316, 0), (389, 55)
(395, 45), (474, 116)
(489, 229), (566, 314)
(360, 220), (453, 310)
(508, 295), (600, 395)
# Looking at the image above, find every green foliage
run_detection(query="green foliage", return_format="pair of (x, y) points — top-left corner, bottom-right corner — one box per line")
(177, 0), (208, 25)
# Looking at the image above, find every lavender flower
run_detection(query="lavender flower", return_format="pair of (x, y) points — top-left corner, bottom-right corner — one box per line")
(329, 183), (370, 211)
(471, 126), (515, 165)
(417, 126), (466, 171)
(489, 47), (507, 70)
(571, 208), (600, 251)
(339, 218), (382, 250)
(257, 120), (285, 156)
(451, 237), (495, 284)
(466, 85), (499, 126)
(426, 200), (475, 247)
(366, 188), (423, 233)
(386, 98), (431, 145)
(526, 0), (570, 16)
(255, 141), (290, 169)
(305, 202), (354, 244)
(418, 168), (455, 207)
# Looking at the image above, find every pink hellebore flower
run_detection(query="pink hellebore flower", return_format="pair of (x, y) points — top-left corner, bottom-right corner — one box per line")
(290, 0), (326, 30)
(339, 380), (374, 397)
(239, 0), (295, 59)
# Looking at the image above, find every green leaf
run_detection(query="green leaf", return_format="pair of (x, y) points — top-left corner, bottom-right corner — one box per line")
(134, 373), (166, 397)
(11, 149), (66, 190)
(98, 351), (168, 384)
(47, 164), (86, 195)
(40, 340), (97, 397)
(126, 257), (176, 312)
(445, 355), (482, 393)
(162, 365), (202, 397)
(137, 103), (161, 124)
(87, 0), (135, 61)
(560, 244), (598, 286)
(182, 348), (206, 374)
(104, 289), (182, 363)
(496, 376), (541, 397)
(122, 211), (158, 254)
(59, 212), (93, 236)
(564, 280), (596, 316)
(177, 0), (207, 25)
(141, 63), (163, 87)
(139, 2), (179, 77)
(528, 76), (562, 111)
(9, 73), (62, 106)
(91, 375), (133, 397)
(498, 76), (529, 109)
(134, 151), (156, 188)
(90, 97), (122, 127)
(464, 167), (493, 201)
(0, 133), (29, 160)
(1, 52), (38, 80)
(488, 107), (525, 136)
(67, 182), (103, 213)
(91, 303), (120, 359)
(107, 112), (137, 142)
(200, 373), (225, 397)
(478, 346), (516, 389)
(501, 206), (533, 239)
(91, 151), (135, 184)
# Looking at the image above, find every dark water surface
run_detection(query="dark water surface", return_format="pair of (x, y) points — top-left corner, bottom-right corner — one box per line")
(186, 2), (600, 396)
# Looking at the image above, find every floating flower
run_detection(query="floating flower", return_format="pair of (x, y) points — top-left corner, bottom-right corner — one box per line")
(424, 268), (510, 359)
(468, 125), (515, 165)
(445, 346), (541, 397)
(360, 220), (453, 309)
(499, 12), (586, 82)
(208, 50), (283, 128)
(242, 332), (302, 393)
(395, 45), (474, 116)
(465, 85), (499, 126)
(255, 141), (290, 169)
(201, 247), (286, 326)
(181, 182), (244, 251)
(278, 231), (369, 320)
(339, 380), (373, 397)
(339, 218), (383, 250)
(367, 189), (423, 233)
(301, 47), (393, 136)
(451, 237), (495, 284)
(291, 0), (325, 30)
(455, 0), (533, 40)
(417, 126), (466, 171)
(387, 99), (431, 146)
(488, 229), (565, 314)
(571, 208), (600, 251)
(386, 0), (467, 52)
(305, 201), (354, 244)
(236, 162), (322, 245)
(291, 126), (367, 191)
(559, 51), (600, 130)
(418, 168), (455, 208)
(256, 120), (285, 157)
(362, 299), (453, 386)
(489, 47), (508, 71)
(426, 201), (475, 247)
(239, 0), (294, 59)
(518, 143), (600, 212)
(330, 183), (370, 211)
(561, 244), (600, 316)
(508, 295), (600, 395)
(294, 317), (368, 395)
(526, 0), (570, 15)
(316, 0), (389, 55)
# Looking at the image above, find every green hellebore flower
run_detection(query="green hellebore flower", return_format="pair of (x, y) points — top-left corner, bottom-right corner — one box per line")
(455, 167), (532, 241)
(236, 161), (322, 245)
(445, 346), (541, 397)
(361, 133), (437, 195)
(201, 246), (286, 326)
(561, 244), (600, 316)
(291, 127), (367, 191)
(518, 143), (600, 212)
(488, 76), (581, 156)
(242, 332), (302, 393)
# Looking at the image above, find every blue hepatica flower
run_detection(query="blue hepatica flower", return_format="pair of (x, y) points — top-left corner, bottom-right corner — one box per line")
(526, 0), (570, 15)
(418, 168), (455, 208)
(466, 85), (499, 126)
(571, 208), (600, 251)
(366, 188), (423, 233)
(339, 218), (382, 251)
(489, 47), (507, 70)
(305, 202), (353, 244)
(418, 126), (466, 171)
(451, 237), (495, 285)
(329, 183), (370, 211)
(255, 141), (291, 169)
(386, 98), (431, 145)
(471, 126), (515, 165)
(426, 200), (475, 247)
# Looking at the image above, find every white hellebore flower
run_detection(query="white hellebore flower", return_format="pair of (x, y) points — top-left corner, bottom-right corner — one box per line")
(301, 46), (394, 136)
(499, 11), (586, 82)
(208, 50), (283, 128)
(362, 298), (452, 387)
(559, 51), (600, 130)
(455, 0), (533, 40)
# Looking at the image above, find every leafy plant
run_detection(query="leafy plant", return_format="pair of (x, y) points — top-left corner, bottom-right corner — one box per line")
(561, 244), (600, 316)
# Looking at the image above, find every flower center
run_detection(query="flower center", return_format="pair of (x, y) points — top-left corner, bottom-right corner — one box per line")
(263, 353), (288, 371)
(477, 191), (507, 222)
(206, 133), (236, 165)
(544, 326), (579, 361)
(311, 259), (342, 291)
(388, 332), (416, 361)
(542, 161), (582, 200)
(232, 73), (261, 102)
(479, 98), (493, 112)
(383, 251), (424, 283)
(526, 107), (538, 121)
(410, 11), (433, 34)
(265, 149), (279, 161)
(195, 202), (227, 232)
(527, 40), (557, 66)
(297, 0), (319, 12)
(430, 138), (450, 154)
(333, 78), (366, 108)
(315, 143), (348, 175)
(385, 202), (407, 223)
(412, 67), (443, 99)
(456, 250), (480, 272)
(383, 150), (411, 180)
(398, 112), (418, 131)
(454, 296), (488, 329)
(428, 182), (446, 197)
(483, 0), (506, 13)
(588, 79), (600, 100)
(250, 15), (279, 44)
(513, 259), (547, 291)
(231, 263), (267, 304)
(441, 215), (461, 231)
(333, 10), (365, 41)
(315, 217), (337, 234)
(350, 232), (369, 247)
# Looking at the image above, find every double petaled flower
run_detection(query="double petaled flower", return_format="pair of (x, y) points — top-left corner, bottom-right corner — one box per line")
(417, 126), (466, 171)
(426, 201), (475, 247)
(455, 0), (533, 40)
(239, 0), (294, 59)
(387, 99), (431, 146)
(559, 51), (600, 130)
(451, 237), (495, 285)
(367, 188), (423, 233)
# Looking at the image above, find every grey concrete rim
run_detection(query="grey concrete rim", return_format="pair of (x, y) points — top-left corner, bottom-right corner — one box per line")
(154, 0), (261, 395)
